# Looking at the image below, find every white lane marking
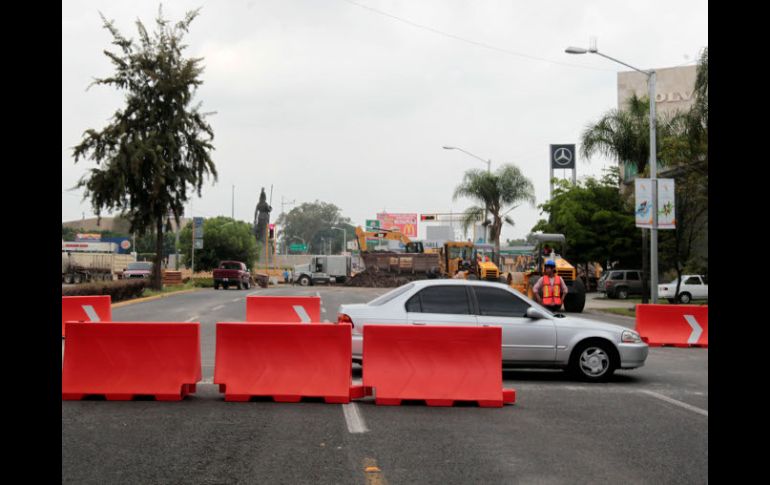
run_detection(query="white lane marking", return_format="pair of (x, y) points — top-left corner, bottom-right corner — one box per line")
(323, 319), (330, 323)
(212, 304), (225, 311)
(342, 403), (369, 433)
(82, 305), (100, 322)
(638, 390), (708, 417)
(684, 315), (703, 344)
(185, 316), (199, 322)
(293, 305), (311, 323)
(322, 307), (327, 313)
(231, 298), (241, 303)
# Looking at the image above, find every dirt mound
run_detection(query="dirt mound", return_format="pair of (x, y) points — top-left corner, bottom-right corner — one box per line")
(346, 268), (436, 287)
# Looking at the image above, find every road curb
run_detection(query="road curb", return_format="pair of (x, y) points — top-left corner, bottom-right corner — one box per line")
(112, 288), (203, 308)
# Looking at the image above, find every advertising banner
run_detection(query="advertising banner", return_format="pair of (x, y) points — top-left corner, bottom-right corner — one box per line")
(376, 213), (418, 238)
(635, 179), (676, 229)
(657, 179), (676, 229)
(635, 179), (653, 228)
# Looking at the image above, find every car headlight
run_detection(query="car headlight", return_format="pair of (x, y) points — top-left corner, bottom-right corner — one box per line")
(621, 330), (643, 343)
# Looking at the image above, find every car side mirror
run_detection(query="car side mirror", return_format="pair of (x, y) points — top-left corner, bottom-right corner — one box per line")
(526, 307), (548, 319)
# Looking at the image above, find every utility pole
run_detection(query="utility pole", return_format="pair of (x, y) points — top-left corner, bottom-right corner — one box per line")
(281, 196), (296, 255)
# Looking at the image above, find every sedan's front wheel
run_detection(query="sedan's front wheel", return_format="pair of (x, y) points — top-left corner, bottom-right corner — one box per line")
(569, 341), (617, 382)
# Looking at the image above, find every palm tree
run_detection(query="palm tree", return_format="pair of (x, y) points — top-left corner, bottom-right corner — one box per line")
(580, 93), (655, 177)
(453, 165), (536, 264)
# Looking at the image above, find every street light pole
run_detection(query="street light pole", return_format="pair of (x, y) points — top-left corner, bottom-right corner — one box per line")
(443, 145), (492, 243)
(565, 45), (659, 302)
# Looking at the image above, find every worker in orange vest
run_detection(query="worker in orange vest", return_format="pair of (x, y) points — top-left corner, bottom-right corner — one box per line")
(533, 259), (568, 312)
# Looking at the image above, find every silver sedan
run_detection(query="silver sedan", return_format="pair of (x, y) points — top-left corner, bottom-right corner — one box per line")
(338, 279), (648, 382)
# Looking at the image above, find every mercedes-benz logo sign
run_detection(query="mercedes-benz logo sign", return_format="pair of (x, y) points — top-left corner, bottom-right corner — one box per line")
(554, 147), (573, 166)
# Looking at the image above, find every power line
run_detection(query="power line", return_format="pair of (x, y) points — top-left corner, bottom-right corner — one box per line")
(341, 0), (616, 72)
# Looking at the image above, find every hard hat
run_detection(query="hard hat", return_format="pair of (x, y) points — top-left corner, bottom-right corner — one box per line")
(544, 259), (556, 267)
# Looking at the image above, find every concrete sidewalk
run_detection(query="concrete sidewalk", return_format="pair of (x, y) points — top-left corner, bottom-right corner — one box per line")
(584, 292), (636, 310)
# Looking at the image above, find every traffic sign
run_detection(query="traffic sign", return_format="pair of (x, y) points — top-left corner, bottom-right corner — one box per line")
(289, 243), (307, 252)
(366, 219), (380, 230)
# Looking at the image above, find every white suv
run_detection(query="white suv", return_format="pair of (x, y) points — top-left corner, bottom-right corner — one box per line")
(658, 275), (708, 303)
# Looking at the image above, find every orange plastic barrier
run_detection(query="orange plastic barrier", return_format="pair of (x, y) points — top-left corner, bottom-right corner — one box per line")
(62, 322), (202, 401)
(245, 296), (321, 323)
(636, 304), (708, 347)
(214, 322), (360, 403)
(363, 325), (516, 407)
(61, 295), (112, 338)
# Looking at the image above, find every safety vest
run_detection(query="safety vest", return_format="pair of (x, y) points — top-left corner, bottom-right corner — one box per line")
(542, 275), (562, 306)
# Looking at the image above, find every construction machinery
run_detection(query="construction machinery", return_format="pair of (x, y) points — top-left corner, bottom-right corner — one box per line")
(347, 226), (440, 287)
(355, 226), (424, 254)
(504, 234), (586, 313)
(439, 241), (503, 281)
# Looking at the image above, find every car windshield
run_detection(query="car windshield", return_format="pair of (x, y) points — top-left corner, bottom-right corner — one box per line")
(367, 283), (415, 306)
(127, 262), (152, 271)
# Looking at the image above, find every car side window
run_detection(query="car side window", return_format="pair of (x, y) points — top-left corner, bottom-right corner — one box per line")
(405, 294), (421, 312)
(610, 271), (624, 280)
(412, 286), (471, 314)
(473, 287), (530, 317)
(701, 275), (708, 284)
(685, 276), (701, 285)
(626, 272), (640, 281)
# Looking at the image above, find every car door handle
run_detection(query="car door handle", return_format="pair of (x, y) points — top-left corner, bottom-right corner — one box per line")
(412, 322), (428, 325)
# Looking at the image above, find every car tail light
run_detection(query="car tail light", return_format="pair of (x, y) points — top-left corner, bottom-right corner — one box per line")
(338, 313), (354, 328)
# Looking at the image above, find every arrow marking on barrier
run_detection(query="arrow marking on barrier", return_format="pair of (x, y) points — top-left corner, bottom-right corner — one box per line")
(293, 305), (311, 323)
(684, 315), (702, 344)
(82, 305), (100, 322)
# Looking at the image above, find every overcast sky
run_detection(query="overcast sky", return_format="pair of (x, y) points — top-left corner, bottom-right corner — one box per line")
(62, 0), (707, 241)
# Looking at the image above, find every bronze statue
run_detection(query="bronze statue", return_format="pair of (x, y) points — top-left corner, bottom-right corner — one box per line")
(254, 187), (272, 243)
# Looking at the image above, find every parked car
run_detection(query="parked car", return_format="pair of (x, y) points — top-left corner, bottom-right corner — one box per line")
(338, 280), (648, 382)
(213, 261), (251, 290)
(123, 261), (153, 279)
(599, 269), (647, 299)
(658, 275), (708, 304)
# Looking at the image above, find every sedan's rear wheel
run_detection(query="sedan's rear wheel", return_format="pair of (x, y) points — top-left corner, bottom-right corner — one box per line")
(569, 341), (617, 382)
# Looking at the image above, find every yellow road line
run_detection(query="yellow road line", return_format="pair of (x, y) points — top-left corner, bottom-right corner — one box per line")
(363, 457), (387, 485)
(111, 288), (202, 308)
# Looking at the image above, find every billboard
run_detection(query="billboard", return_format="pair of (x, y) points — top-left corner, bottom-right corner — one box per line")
(376, 213), (418, 238)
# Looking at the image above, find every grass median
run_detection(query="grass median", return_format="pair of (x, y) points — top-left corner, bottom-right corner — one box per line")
(141, 281), (198, 298)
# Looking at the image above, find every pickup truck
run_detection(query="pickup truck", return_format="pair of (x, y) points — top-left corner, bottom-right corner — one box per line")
(658, 274), (708, 304)
(213, 261), (252, 290)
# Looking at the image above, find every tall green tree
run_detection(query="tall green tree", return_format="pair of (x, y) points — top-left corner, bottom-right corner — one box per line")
(276, 201), (352, 254)
(72, 8), (216, 290)
(656, 48), (708, 295)
(179, 217), (257, 271)
(453, 164), (536, 264)
(533, 168), (640, 272)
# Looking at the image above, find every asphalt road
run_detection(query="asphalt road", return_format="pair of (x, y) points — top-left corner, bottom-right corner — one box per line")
(62, 286), (708, 484)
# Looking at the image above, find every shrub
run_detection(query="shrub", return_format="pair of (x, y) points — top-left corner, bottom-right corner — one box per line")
(191, 277), (214, 288)
(62, 279), (148, 302)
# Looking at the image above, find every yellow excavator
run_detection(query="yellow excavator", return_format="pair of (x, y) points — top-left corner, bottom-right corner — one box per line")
(354, 226), (440, 277)
(438, 241), (503, 281)
(355, 226), (424, 253)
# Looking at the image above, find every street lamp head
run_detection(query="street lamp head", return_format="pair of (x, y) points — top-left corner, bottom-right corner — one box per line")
(442, 146), (456, 150)
(565, 46), (588, 54)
